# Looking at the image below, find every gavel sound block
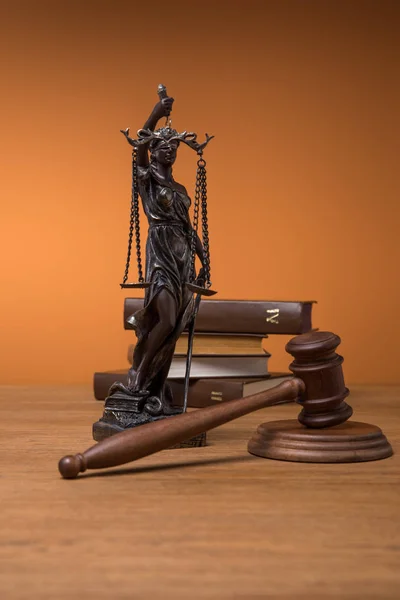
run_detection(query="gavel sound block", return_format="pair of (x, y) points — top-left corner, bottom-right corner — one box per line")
(59, 331), (392, 478)
(248, 331), (393, 462)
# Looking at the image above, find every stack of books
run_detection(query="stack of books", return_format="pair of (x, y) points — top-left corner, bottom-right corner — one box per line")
(94, 299), (316, 408)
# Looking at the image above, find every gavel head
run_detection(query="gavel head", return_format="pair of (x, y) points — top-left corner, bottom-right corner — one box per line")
(286, 331), (353, 428)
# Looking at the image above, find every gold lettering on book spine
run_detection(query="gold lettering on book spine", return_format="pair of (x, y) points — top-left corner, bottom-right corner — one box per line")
(210, 391), (223, 402)
(266, 308), (280, 324)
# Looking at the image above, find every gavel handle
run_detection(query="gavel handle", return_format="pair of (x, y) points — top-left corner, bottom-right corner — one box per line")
(59, 378), (304, 479)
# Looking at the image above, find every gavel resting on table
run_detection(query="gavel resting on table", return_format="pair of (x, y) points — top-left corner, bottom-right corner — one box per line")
(59, 332), (393, 478)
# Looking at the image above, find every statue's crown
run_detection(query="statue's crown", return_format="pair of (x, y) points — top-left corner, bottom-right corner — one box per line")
(136, 127), (214, 155)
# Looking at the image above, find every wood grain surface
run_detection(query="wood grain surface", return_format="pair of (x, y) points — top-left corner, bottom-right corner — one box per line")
(1, 385), (399, 599)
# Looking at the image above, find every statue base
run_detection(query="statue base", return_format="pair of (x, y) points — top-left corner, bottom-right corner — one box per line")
(248, 420), (393, 463)
(93, 391), (207, 447)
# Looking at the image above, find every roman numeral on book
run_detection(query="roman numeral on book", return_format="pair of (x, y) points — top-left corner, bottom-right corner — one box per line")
(266, 308), (280, 324)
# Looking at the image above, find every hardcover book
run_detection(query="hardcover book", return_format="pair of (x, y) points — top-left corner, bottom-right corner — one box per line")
(167, 354), (269, 378)
(124, 298), (315, 335)
(127, 335), (268, 365)
(93, 370), (293, 407)
(170, 333), (267, 356)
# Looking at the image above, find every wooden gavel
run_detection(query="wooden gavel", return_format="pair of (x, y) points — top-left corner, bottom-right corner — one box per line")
(59, 331), (370, 478)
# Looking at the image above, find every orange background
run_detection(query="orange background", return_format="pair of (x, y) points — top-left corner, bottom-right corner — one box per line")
(1, 0), (399, 385)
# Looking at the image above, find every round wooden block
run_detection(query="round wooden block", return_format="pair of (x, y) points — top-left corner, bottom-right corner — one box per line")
(248, 420), (393, 463)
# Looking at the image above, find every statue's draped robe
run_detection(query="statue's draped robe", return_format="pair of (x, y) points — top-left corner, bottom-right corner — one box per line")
(127, 163), (195, 399)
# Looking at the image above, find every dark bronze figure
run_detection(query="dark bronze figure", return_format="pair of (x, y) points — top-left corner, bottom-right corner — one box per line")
(93, 85), (215, 441)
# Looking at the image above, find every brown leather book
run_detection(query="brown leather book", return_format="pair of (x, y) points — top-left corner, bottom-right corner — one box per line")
(127, 334), (267, 364)
(93, 370), (293, 407)
(124, 298), (316, 334)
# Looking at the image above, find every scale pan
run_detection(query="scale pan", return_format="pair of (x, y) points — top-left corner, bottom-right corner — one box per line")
(120, 282), (151, 289)
(186, 283), (217, 296)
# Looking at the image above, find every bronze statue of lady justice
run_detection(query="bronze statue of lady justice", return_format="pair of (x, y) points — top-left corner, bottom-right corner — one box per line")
(93, 85), (215, 441)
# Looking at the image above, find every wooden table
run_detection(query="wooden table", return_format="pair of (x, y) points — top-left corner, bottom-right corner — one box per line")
(1, 385), (399, 599)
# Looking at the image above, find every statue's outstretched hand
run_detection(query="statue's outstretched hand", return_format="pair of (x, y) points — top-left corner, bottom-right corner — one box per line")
(153, 97), (174, 121)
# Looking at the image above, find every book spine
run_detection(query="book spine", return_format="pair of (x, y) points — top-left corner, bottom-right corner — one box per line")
(166, 355), (269, 378)
(127, 337), (267, 363)
(124, 299), (314, 334)
(93, 372), (245, 407)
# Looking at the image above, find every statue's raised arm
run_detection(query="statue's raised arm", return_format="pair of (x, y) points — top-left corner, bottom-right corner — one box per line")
(121, 85), (174, 167)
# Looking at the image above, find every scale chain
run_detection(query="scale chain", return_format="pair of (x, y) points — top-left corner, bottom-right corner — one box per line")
(200, 159), (211, 287)
(122, 147), (144, 285)
(189, 157), (202, 282)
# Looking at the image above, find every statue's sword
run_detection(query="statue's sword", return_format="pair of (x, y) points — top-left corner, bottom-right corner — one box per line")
(182, 292), (202, 413)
